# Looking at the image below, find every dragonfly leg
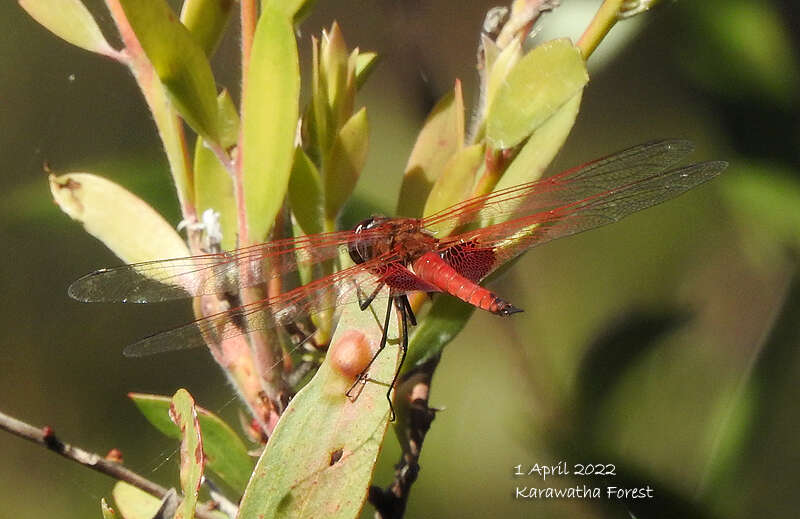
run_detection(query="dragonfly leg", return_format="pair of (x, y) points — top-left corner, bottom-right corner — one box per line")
(400, 293), (417, 326)
(384, 296), (410, 421)
(346, 295), (394, 400)
(346, 294), (416, 421)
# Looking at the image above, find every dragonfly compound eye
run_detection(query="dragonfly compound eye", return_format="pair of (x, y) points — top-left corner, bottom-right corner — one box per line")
(349, 217), (378, 264)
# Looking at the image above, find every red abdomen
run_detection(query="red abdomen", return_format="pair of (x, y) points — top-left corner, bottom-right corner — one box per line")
(412, 252), (521, 316)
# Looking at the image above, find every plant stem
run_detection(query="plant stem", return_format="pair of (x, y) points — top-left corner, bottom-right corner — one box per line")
(577, 0), (625, 59)
(234, 0), (258, 247)
(0, 409), (221, 519)
(241, 0), (257, 82)
(105, 0), (198, 238)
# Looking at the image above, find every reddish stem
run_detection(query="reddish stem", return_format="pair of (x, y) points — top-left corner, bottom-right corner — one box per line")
(234, 0), (258, 247)
(104, 0), (198, 234)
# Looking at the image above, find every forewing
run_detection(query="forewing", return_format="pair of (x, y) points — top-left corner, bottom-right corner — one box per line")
(122, 256), (425, 357)
(68, 229), (390, 303)
(421, 140), (696, 236)
(440, 160), (728, 279)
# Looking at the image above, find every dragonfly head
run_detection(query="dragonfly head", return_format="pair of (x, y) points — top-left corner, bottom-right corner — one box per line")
(349, 216), (388, 265)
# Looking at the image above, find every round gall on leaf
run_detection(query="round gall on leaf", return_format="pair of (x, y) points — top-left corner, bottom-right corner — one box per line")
(329, 329), (373, 381)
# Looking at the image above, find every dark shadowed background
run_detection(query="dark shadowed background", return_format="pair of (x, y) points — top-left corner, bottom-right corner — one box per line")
(2, 1), (799, 518)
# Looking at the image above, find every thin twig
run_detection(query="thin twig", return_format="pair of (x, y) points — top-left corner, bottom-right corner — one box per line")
(0, 409), (222, 519)
(576, 0), (625, 58)
(369, 357), (440, 518)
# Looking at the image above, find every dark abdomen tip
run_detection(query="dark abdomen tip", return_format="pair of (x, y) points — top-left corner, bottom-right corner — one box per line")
(491, 297), (523, 316)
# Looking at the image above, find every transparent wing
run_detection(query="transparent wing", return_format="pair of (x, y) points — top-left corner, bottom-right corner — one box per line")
(440, 159), (728, 278)
(121, 256), (424, 356)
(68, 228), (392, 303)
(421, 140), (698, 235)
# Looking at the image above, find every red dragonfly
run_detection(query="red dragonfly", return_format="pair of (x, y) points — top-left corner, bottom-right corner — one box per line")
(69, 140), (726, 387)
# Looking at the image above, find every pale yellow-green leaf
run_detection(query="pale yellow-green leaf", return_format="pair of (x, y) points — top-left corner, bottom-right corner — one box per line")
(170, 389), (204, 519)
(49, 173), (189, 263)
(118, 0), (220, 143)
(494, 92), (582, 191)
(20, 0), (116, 57)
(320, 22), (351, 129)
(309, 35), (330, 159)
(486, 36), (522, 114)
(194, 139), (237, 251)
(289, 147), (324, 236)
(423, 143), (485, 221)
(483, 92), (582, 227)
(324, 107), (369, 222)
(354, 51), (379, 89)
(112, 482), (161, 519)
(241, 5), (299, 243)
(216, 89), (240, 150)
(397, 81), (465, 217)
(180, 0), (234, 57)
(487, 38), (588, 149)
(237, 295), (398, 519)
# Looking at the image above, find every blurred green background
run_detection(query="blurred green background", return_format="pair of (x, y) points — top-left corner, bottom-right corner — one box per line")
(2, 1), (800, 518)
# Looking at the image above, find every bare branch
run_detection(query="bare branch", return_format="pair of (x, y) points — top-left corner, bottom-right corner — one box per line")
(0, 409), (223, 519)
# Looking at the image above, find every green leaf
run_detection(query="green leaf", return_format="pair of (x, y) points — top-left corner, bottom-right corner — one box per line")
(354, 52), (379, 89)
(423, 143), (484, 220)
(241, 5), (300, 243)
(194, 139), (237, 251)
(266, 0), (315, 18)
(485, 36), (521, 115)
(289, 147), (324, 236)
(493, 92), (582, 192)
(320, 23), (352, 131)
(487, 38), (588, 149)
(118, 0), (220, 142)
(129, 393), (255, 495)
(397, 81), (465, 217)
(170, 389), (204, 519)
(20, 0), (117, 57)
(180, 0), (234, 57)
(100, 498), (116, 519)
(112, 482), (161, 519)
(237, 297), (398, 519)
(324, 107), (369, 223)
(308, 35), (331, 161)
(404, 296), (475, 373)
(49, 173), (189, 263)
(216, 89), (240, 149)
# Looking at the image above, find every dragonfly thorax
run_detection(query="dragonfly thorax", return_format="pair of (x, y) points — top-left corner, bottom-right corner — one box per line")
(348, 216), (438, 267)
